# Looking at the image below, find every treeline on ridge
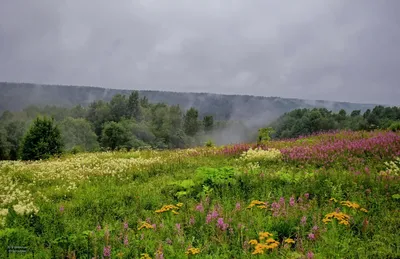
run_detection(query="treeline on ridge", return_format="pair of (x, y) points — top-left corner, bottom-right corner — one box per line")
(270, 106), (400, 139)
(0, 91), (237, 160)
(0, 89), (399, 161)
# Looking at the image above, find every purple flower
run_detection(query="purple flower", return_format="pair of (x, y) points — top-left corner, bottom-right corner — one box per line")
(235, 202), (241, 210)
(279, 197), (285, 204)
(206, 210), (219, 223)
(195, 202), (204, 212)
(312, 225), (319, 232)
(304, 193), (310, 199)
(300, 216), (307, 225)
(271, 202), (280, 209)
(189, 216), (195, 225)
(124, 235), (129, 246)
(123, 221), (128, 230)
(307, 251), (314, 259)
(152, 224), (157, 230)
(59, 205), (64, 213)
(308, 233), (315, 240)
(289, 196), (295, 207)
(216, 217), (229, 231)
(103, 246), (111, 257)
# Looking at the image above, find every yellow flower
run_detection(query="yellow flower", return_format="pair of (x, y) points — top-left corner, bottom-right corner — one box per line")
(172, 210), (179, 215)
(140, 253), (152, 259)
(155, 204), (180, 213)
(360, 208), (368, 213)
(340, 201), (360, 209)
(138, 222), (154, 230)
(247, 200), (266, 209)
(251, 239), (279, 255)
(248, 239), (258, 245)
(259, 232), (273, 240)
(329, 198), (338, 202)
(284, 238), (295, 244)
(323, 212), (351, 226)
(185, 247), (200, 255)
(176, 202), (184, 207)
(252, 243), (268, 255)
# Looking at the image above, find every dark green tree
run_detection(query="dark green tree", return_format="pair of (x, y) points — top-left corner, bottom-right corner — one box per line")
(5, 120), (26, 159)
(350, 110), (361, 117)
(86, 100), (111, 137)
(21, 117), (63, 160)
(59, 117), (99, 151)
(203, 115), (214, 132)
(0, 126), (10, 160)
(109, 94), (129, 122)
(128, 91), (141, 121)
(101, 121), (129, 150)
(184, 107), (200, 137)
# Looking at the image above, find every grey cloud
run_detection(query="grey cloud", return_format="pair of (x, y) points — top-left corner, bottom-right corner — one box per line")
(0, 0), (399, 105)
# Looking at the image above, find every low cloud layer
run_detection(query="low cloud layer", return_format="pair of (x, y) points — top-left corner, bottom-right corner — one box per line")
(0, 0), (399, 105)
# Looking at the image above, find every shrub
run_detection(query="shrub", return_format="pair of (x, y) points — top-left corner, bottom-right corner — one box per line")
(21, 116), (63, 160)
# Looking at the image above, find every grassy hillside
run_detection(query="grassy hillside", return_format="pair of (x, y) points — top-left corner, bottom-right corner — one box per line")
(0, 82), (378, 123)
(1, 130), (399, 258)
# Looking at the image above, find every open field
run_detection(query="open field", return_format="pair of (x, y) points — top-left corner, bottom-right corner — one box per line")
(1, 130), (400, 258)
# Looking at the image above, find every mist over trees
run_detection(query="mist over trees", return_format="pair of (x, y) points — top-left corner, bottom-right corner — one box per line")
(0, 84), (399, 161)
(0, 91), (222, 160)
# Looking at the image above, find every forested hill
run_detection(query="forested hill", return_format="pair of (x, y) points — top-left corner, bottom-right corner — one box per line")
(0, 82), (377, 122)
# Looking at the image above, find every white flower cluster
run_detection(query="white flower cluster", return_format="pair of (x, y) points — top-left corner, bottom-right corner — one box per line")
(0, 174), (39, 224)
(383, 157), (400, 176)
(238, 148), (282, 163)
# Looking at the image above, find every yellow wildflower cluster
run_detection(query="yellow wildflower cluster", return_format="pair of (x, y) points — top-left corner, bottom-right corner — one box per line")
(247, 200), (267, 209)
(155, 203), (182, 214)
(284, 238), (295, 244)
(340, 201), (360, 209)
(238, 148), (282, 163)
(185, 247), (200, 255)
(323, 212), (351, 226)
(248, 232), (280, 255)
(140, 253), (152, 259)
(138, 222), (154, 230)
(330, 198), (368, 213)
(329, 198), (368, 212)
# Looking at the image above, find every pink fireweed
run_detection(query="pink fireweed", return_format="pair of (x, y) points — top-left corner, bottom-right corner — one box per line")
(206, 210), (219, 223)
(216, 218), (229, 231)
(195, 202), (204, 213)
(289, 196), (295, 207)
(281, 131), (400, 165)
(103, 246), (111, 257)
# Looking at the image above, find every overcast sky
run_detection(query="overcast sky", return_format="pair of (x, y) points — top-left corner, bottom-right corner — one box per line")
(0, 0), (399, 105)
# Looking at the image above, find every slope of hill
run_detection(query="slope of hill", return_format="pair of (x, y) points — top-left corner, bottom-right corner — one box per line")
(0, 82), (378, 124)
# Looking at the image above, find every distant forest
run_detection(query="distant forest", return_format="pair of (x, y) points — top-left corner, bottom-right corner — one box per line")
(0, 82), (378, 121)
(270, 106), (400, 139)
(0, 82), (399, 160)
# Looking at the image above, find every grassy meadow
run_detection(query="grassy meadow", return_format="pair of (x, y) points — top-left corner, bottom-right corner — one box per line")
(1, 130), (400, 258)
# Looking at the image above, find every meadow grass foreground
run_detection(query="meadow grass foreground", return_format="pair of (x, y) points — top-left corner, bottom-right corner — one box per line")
(1, 130), (400, 258)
